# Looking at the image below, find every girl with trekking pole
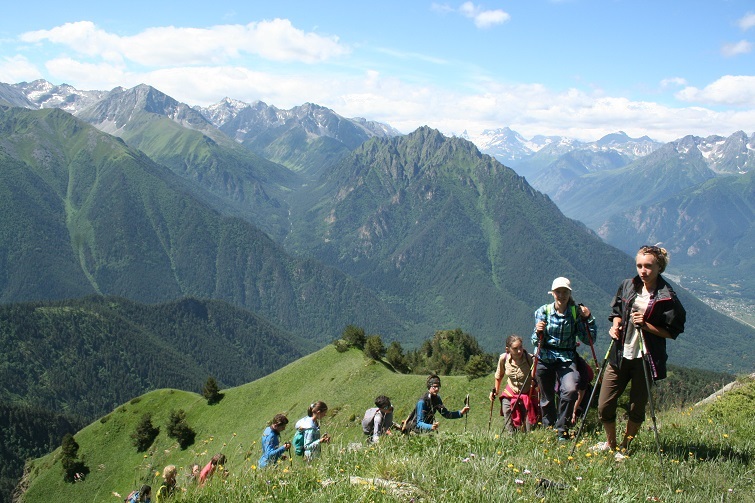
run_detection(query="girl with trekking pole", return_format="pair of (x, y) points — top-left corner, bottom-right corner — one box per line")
(258, 414), (291, 468)
(594, 245), (686, 461)
(490, 335), (538, 434)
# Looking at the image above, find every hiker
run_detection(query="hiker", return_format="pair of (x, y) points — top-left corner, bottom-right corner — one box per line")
(155, 465), (177, 502)
(415, 375), (469, 432)
(198, 453), (226, 485)
(259, 414), (291, 468)
(362, 395), (395, 443)
(571, 352), (595, 424)
(294, 401), (331, 460)
(126, 485), (151, 503)
(188, 464), (200, 484)
(595, 245), (685, 456)
(532, 277), (597, 440)
(490, 335), (537, 433)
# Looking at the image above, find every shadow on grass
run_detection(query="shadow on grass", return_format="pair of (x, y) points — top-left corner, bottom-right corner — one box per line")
(663, 441), (752, 464)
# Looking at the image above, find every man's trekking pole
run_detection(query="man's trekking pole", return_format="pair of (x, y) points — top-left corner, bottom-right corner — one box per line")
(487, 388), (496, 432)
(464, 393), (470, 432)
(570, 339), (614, 457)
(287, 445), (293, 469)
(638, 328), (664, 472)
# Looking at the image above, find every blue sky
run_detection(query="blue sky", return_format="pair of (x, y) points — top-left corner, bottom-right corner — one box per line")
(1, 1), (753, 142)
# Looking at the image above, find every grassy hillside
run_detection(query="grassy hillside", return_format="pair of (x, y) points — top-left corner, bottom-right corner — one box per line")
(18, 347), (755, 502)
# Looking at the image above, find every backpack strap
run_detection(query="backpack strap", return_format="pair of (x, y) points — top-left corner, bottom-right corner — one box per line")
(543, 303), (578, 352)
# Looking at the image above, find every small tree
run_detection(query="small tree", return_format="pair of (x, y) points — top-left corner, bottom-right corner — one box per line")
(364, 334), (386, 360)
(466, 354), (495, 380)
(60, 433), (88, 482)
(342, 325), (366, 349)
(131, 413), (159, 452)
(166, 409), (196, 449)
(386, 341), (409, 373)
(203, 376), (223, 405)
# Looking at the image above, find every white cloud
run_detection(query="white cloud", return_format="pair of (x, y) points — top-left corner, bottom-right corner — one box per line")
(675, 75), (755, 107)
(459, 2), (511, 29)
(0, 55), (43, 83)
(738, 12), (755, 31)
(721, 40), (752, 57)
(660, 77), (687, 88)
(43, 58), (132, 90)
(20, 19), (349, 67)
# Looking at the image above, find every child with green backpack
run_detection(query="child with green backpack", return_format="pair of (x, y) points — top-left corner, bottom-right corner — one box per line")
(293, 401), (330, 460)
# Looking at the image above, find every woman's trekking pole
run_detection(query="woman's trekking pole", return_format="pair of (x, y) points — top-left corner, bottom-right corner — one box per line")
(570, 340), (614, 458)
(638, 328), (664, 472)
(287, 446), (293, 468)
(487, 388), (496, 432)
(578, 303), (599, 372)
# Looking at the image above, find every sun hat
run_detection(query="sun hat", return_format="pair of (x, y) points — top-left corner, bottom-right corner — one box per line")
(549, 277), (571, 293)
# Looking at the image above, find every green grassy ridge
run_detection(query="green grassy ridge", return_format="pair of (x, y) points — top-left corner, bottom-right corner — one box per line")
(19, 346), (490, 502)
(19, 346), (755, 502)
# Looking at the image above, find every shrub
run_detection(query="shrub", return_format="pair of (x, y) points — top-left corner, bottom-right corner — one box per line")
(386, 341), (409, 373)
(60, 434), (88, 482)
(342, 325), (366, 350)
(130, 413), (159, 452)
(203, 377), (223, 405)
(364, 334), (386, 360)
(166, 409), (196, 449)
(466, 354), (495, 380)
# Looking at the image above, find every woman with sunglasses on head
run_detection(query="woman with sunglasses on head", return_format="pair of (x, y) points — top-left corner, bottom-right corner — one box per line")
(595, 245), (686, 458)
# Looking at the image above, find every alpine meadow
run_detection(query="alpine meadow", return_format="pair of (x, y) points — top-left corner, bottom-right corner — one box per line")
(1, 79), (754, 503)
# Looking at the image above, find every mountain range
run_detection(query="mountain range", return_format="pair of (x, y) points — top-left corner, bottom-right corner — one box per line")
(1, 79), (753, 372)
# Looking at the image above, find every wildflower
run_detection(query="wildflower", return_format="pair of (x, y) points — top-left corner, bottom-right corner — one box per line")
(113, 492), (121, 498)
(251, 465), (257, 470)
(585, 453), (592, 458)
(515, 479), (524, 485)
(507, 463), (514, 468)
(575, 476), (582, 481)
(567, 456), (574, 461)
(513, 468), (519, 473)
(233, 433), (237, 436)
(676, 489), (683, 494)
(723, 434), (729, 438)
(497, 451), (502, 455)
(155, 471), (160, 476)
(462, 458), (470, 462)
(523, 469), (531, 475)
(495, 434), (500, 439)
